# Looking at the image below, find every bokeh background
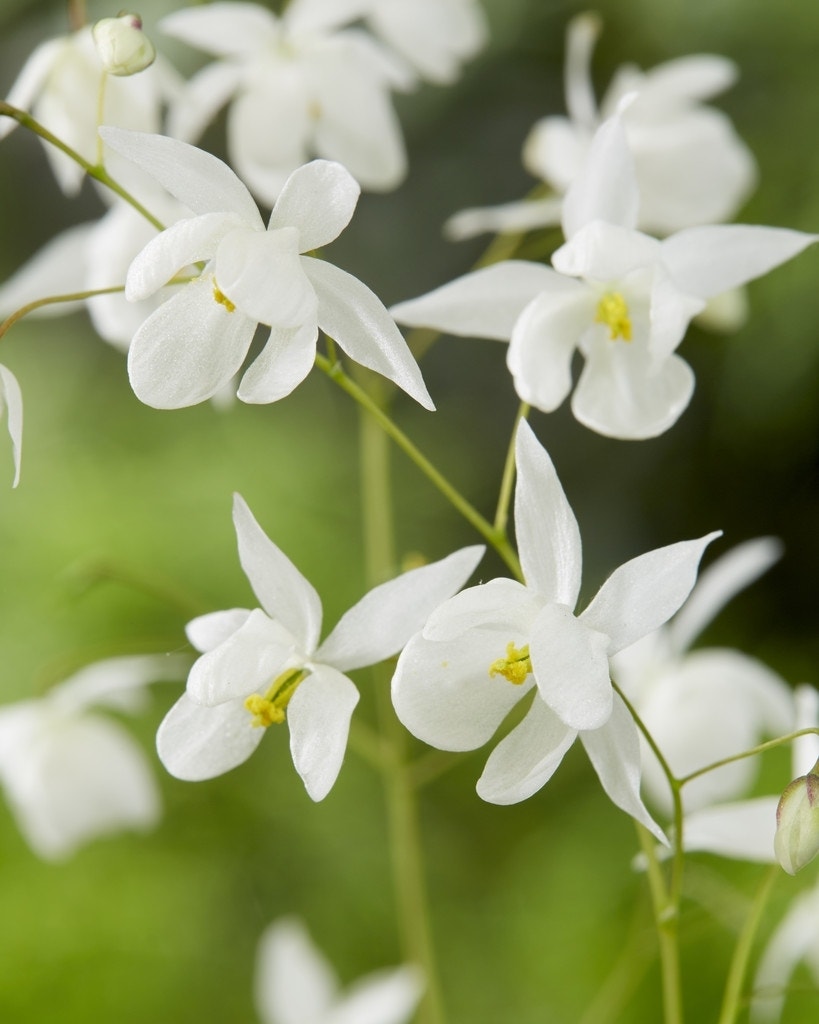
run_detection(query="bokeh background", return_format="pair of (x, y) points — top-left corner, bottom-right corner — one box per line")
(1, 0), (818, 1021)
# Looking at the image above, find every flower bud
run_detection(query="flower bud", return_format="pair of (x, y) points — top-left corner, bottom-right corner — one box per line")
(774, 759), (819, 874)
(93, 14), (155, 77)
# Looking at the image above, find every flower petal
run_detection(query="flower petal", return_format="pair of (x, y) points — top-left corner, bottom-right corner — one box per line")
(561, 115), (639, 238)
(444, 196), (563, 241)
(581, 693), (666, 842)
(580, 532), (721, 655)
(160, 2), (280, 56)
(186, 609), (253, 653)
(0, 223), (93, 317)
(269, 160), (360, 251)
(477, 697), (577, 804)
(682, 797), (778, 861)
(238, 321), (318, 404)
(127, 275), (257, 408)
(514, 420), (582, 606)
(233, 493), (323, 651)
(51, 654), (189, 715)
(254, 918), (338, 1024)
(552, 220), (661, 282)
(99, 126), (263, 226)
(529, 603), (612, 730)
(0, 365), (23, 488)
(0, 37), (63, 139)
(287, 664), (359, 801)
(332, 965), (425, 1024)
(166, 61), (245, 143)
(751, 887), (819, 1024)
(156, 692), (264, 781)
(302, 256), (434, 409)
(563, 13), (601, 129)
(390, 261), (556, 341)
(422, 577), (539, 642)
(316, 545), (485, 672)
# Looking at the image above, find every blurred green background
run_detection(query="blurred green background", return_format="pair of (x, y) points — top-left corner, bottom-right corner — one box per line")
(1, 0), (819, 1021)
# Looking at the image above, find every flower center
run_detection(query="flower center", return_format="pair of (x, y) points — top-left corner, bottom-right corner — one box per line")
(595, 291), (632, 341)
(489, 642), (532, 685)
(244, 667), (306, 728)
(212, 277), (236, 313)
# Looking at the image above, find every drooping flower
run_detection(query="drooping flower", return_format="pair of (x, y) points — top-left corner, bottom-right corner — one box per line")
(0, 364), (22, 487)
(391, 114), (817, 439)
(0, 654), (187, 860)
(255, 917), (423, 1024)
(99, 127), (432, 410)
(160, 0), (410, 204)
(446, 12), (756, 241)
(157, 493), (483, 800)
(391, 419), (718, 828)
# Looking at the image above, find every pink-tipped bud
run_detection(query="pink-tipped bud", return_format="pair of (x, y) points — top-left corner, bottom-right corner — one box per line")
(774, 759), (819, 874)
(93, 14), (155, 77)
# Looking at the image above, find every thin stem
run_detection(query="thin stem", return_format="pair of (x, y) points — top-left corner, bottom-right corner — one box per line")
(316, 352), (523, 580)
(68, 0), (87, 31)
(493, 401), (529, 533)
(0, 287), (124, 344)
(717, 866), (778, 1024)
(95, 72), (108, 167)
(63, 555), (209, 618)
(0, 104), (164, 231)
(577, 902), (655, 1024)
(679, 729), (819, 788)
(637, 824), (684, 1024)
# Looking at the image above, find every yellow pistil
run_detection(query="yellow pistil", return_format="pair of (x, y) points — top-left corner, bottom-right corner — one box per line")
(244, 694), (286, 727)
(212, 279), (236, 313)
(595, 291), (632, 341)
(244, 667), (305, 728)
(489, 642), (532, 685)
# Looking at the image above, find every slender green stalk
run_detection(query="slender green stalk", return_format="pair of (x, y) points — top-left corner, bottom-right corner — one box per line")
(0, 286), (124, 344)
(493, 401), (529, 533)
(95, 72), (108, 167)
(717, 866), (778, 1024)
(316, 352), (523, 579)
(637, 824), (684, 1024)
(679, 729), (819, 787)
(63, 555), (209, 618)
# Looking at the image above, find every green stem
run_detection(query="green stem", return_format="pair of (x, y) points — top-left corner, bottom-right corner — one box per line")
(0, 286), (124, 344)
(637, 824), (684, 1024)
(62, 555), (208, 618)
(316, 352), (522, 580)
(493, 401), (529, 533)
(679, 729), (819, 788)
(717, 866), (778, 1024)
(577, 902), (655, 1024)
(0, 104), (164, 231)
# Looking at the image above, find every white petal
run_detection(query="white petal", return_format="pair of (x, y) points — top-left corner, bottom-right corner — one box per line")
(0, 224), (93, 317)
(793, 685), (819, 778)
(166, 61), (245, 143)
(288, 664), (359, 801)
(638, 55), (739, 106)
(160, 3), (280, 55)
(390, 261), (555, 341)
(269, 160), (360, 252)
(507, 281), (592, 412)
(581, 693), (666, 842)
(669, 537), (783, 654)
(238, 321), (318, 404)
(581, 533), (721, 655)
(185, 609), (253, 653)
(561, 115), (639, 238)
(51, 654), (189, 715)
(0, 365), (23, 488)
(99, 127), (263, 226)
(662, 225), (818, 300)
(421, 577), (539, 642)
(514, 420), (582, 606)
(330, 965), (424, 1024)
(444, 197), (563, 241)
(233, 493), (323, 650)
(530, 603), (612, 730)
(316, 545), (485, 671)
(127, 276), (257, 408)
(522, 116), (589, 192)
(563, 13), (601, 128)
(156, 692), (264, 780)
(286, 0), (369, 36)
(186, 608), (296, 705)
(0, 37), (63, 138)
(682, 797), (778, 861)
(302, 256), (434, 409)
(254, 918), (338, 1024)
(751, 888), (819, 1024)
(647, 269), (706, 363)
(477, 697), (576, 804)
(552, 220), (661, 281)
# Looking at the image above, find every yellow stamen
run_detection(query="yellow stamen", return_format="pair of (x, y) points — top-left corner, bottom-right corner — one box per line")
(489, 642), (532, 685)
(595, 291), (632, 341)
(244, 694), (286, 727)
(212, 279), (236, 313)
(244, 667), (305, 728)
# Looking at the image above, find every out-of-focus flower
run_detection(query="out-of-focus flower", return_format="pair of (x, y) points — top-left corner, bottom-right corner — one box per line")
(0, 23), (178, 195)
(775, 758), (819, 875)
(160, 0), (409, 204)
(100, 127), (432, 410)
(447, 12), (756, 241)
(0, 655), (187, 860)
(157, 493), (483, 801)
(392, 419), (717, 824)
(392, 115), (817, 439)
(93, 13), (156, 77)
(255, 917), (423, 1024)
(0, 364), (22, 487)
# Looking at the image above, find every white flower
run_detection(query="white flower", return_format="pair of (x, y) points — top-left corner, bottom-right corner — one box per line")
(447, 12), (756, 240)
(0, 364), (22, 487)
(157, 493), (483, 801)
(0, 23), (178, 195)
(392, 114), (817, 439)
(160, 0), (409, 204)
(391, 419), (718, 827)
(255, 917), (423, 1024)
(0, 655), (187, 860)
(99, 127), (432, 410)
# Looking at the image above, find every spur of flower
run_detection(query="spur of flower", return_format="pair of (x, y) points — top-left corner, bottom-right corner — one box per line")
(392, 113), (817, 439)
(391, 419), (718, 827)
(0, 654), (187, 860)
(254, 917), (423, 1024)
(157, 493), (483, 801)
(99, 127), (432, 410)
(0, 364), (22, 487)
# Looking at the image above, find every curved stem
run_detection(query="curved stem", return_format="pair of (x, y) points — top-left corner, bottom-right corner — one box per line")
(493, 401), (529, 533)
(316, 352), (523, 580)
(0, 286), (124, 344)
(679, 729), (819, 788)
(717, 866), (778, 1024)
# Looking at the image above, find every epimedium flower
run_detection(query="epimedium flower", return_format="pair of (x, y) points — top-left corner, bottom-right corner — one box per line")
(157, 493), (484, 801)
(446, 12), (756, 241)
(0, 364), (22, 487)
(391, 419), (718, 827)
(255, 917), (423, 1024)
(99, 127), (433, 410)
(391, 112), (817, 439)
(0, 654), (188, 860)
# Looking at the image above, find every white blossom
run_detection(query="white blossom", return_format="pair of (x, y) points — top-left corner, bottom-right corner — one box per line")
(0, 364), (22, 487)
